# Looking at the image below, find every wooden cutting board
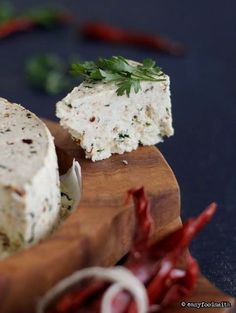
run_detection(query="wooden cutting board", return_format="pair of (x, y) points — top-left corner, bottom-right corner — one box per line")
(0, 120), (234, 313)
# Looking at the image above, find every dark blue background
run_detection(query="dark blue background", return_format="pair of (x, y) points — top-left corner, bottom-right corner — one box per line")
(0, 0), (235, 296)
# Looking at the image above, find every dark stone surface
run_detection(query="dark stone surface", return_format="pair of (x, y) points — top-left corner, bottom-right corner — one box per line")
(0, 0), (235, 297)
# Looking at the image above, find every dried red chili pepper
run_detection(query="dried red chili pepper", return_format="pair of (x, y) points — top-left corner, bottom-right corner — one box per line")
(0, 11), (71, 39)
(46, 189), (216, 313)
(81, 22), (185, 56)
(160, 255), (199, 308)
(115, 201), (215, 313)
(124, 202), (216, 313)
(127, 187), (153, 257)
(0, 18), (34, 38)
(147, 202), (217, 261)
(52, 281), (107, 313)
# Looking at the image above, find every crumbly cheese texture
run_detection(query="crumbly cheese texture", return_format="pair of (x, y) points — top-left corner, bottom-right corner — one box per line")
(56, 74), (174, 162)
(0, 98), (61, 258)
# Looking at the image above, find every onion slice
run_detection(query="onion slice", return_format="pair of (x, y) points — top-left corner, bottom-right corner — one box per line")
(60, 159), (82, 212)
(37, 266), (148, 313)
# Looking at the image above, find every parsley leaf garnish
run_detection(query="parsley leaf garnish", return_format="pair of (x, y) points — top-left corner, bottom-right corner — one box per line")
(71, 56), (165, 97)
(26, 54), (80, 95)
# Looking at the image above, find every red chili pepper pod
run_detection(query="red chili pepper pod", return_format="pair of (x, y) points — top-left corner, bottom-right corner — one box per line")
(0, 12), (72, 39)
(81, 22), (186, 56)
(46, 193), (216, 313)
(0, 18), (34, 38)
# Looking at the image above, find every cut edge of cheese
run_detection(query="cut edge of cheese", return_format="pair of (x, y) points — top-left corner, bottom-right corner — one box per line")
(0, 98), (61, 258)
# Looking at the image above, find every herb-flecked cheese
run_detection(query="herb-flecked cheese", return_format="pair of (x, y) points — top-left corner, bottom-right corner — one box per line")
(56, 71), (174, 161)
(0, 98), (61, 258)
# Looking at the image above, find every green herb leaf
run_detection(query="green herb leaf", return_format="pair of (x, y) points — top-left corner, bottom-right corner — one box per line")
(143, 58), (156, 68)
(133, 80), (141, 94)
(117, 80), (132, 97)
(71, 56), (165, 97)
(90, 69), (104, 80)
(26, 54), (80, 95)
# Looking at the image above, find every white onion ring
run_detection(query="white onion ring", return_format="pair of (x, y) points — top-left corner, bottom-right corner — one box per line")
(37, 266), (148, 313)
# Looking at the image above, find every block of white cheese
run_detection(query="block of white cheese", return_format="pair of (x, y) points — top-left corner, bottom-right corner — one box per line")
(56, 74), (174, 162)
(0, 98), (61, 257)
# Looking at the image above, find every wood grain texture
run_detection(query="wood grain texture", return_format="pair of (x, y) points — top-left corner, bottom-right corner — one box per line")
(0, 120), (234, 313)
(0, 120), (180, 313)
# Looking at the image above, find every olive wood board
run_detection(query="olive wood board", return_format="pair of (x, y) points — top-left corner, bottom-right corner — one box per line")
(0, 119), (234, 313)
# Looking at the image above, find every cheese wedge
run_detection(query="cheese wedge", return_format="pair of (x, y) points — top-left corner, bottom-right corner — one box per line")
(0, 98), (61, 257)
(56, 73), (174, 161)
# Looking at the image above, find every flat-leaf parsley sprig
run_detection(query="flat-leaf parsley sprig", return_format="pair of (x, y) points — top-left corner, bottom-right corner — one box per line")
(70, 56), (165, 97)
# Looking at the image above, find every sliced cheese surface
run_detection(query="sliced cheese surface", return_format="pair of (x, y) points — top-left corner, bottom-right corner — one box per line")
(0, 98), (61, 258)
(56, 74), (174, 161)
